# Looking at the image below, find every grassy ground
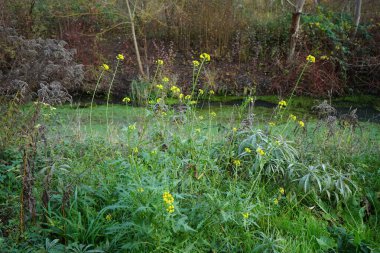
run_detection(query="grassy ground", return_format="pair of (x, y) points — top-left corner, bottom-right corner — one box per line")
(1, 100), (380, 252)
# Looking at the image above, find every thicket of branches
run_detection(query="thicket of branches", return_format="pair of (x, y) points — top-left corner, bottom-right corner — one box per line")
(0, 0), (379, 97)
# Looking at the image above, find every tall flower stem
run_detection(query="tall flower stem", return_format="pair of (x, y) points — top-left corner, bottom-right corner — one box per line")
(106, 60), (121, 137)
(191, 59), (205, 97)
(89, 70), (105, 132)
(287, 62), (309, 109)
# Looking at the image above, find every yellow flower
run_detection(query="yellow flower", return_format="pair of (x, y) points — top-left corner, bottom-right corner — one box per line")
(116, 54), (125, 60)
(138, 187), (144, 193)
(189, 100), (197, 105)
(248, 97), (254, 103)
(102, 63), (110, 71)
(156, 98), (162, 103)
(233, 159), (241, 166)
(275, 140), (281, 146)
(320, 55), (329, 60)
(151, 150), (157, 155)
(306, 55), (315, 63)
(156, 59), (164, 65)
(209, 90), (215, 95)
(166, 204), (175, 213)
(193, 60), (200, 67)
(162, 192), (174, 205)
(199, 116), (204, 120)
(195, 128), (201, 133)
(242, 212), (249, 219)
(210, 112), (216, 117)
(128, 123), (136, 131)
(162, 77), (169, 82)
(273, 198), (279, 205)
(279, 187), (285, 195)
(289, 114), (297, 121)
(232, 127), (237, 132)
(269, 122), (276, 126)
(133, 147), (139, 154)
(122, 97), (131, 103)
(200, 53), (211, 61)
(278, 100), (287, 109)
(170, 86), (180, 93)
(179, 93), (184, 100)
(256, 147), (265, 156)
(184, 95), (192, 100)
(161, 111), (167, 116)
(298, 120), (305, 127)
(156, 84), (164, 90)
(245, 147), (252, 153)
(199, 89), (204, 95)
(105, 214), (112, 222)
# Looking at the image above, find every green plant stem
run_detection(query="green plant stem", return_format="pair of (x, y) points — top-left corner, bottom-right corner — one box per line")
(106, 60), (121, 137)
(191, 59), (205, 97)
(89, 70), (105, 132)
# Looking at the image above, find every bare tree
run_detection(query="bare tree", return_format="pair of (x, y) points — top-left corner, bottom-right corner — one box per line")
(353, 0), (362, 37)
(287, 0), (306, 63)
(126, 0), (145, 77)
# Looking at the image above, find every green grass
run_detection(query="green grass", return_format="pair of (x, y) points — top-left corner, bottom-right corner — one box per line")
(1, 101), (380, 252)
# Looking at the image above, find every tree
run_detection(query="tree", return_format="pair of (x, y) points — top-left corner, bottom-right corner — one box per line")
(287, 0), (306, 63)
(126, 0), (145, 77)
(353, 0), (362, 37)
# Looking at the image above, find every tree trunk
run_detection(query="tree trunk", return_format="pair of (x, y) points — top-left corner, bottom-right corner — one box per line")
(353, 0), (362, 37)
(126, 0), (145, 77)
(287, 0), (306, 64)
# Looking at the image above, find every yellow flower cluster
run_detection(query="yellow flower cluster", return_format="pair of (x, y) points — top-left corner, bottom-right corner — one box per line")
(209, 90), (215, 95)
(278, 100), (287, 109)
(199, 116), (204, 120)
(273, 198), (279, 205)
(117, 54), (125, 61)
(210, 112), (217, 117)
(306, 55), (315, 63)
(200, 53), (211, 61)
(245, 147), (252, 153)
(242, 212), (249, 219)
(199, 89), (204, 95)
(163, 191), (175, 214)
(232, 127), (237, 132)
(189, 101), (197, 105)
(170, 85), (180, 93)
(256, 147), (265, 156)
(179, 93), (184, 100)
(269, 122), (276, 126)
(156, 84), (164, 90)
(289, 114), (297, 121)
(137, 187), (144, 193)
(195, 128), (201, 133)
(156, 59), (164, 65)
(128, 123), (136, 131)
(105, 214), (112, 222)
(320, 55), (329, 60)
(163, 192), (174, 204)
(166, 205), (174, 213)
(162, 77), (169, 82)
(133, 147), (139, 154)
(123, 97), (131, 103)
(156, 98), (162, 103)
(184, 95), (192, 100)
(279, 187), (285, 195)
(298, 120), (305, 127)
(102, 63), (110, 71)
(193, 60), (200, 67)
(233, 159), (241, 166)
